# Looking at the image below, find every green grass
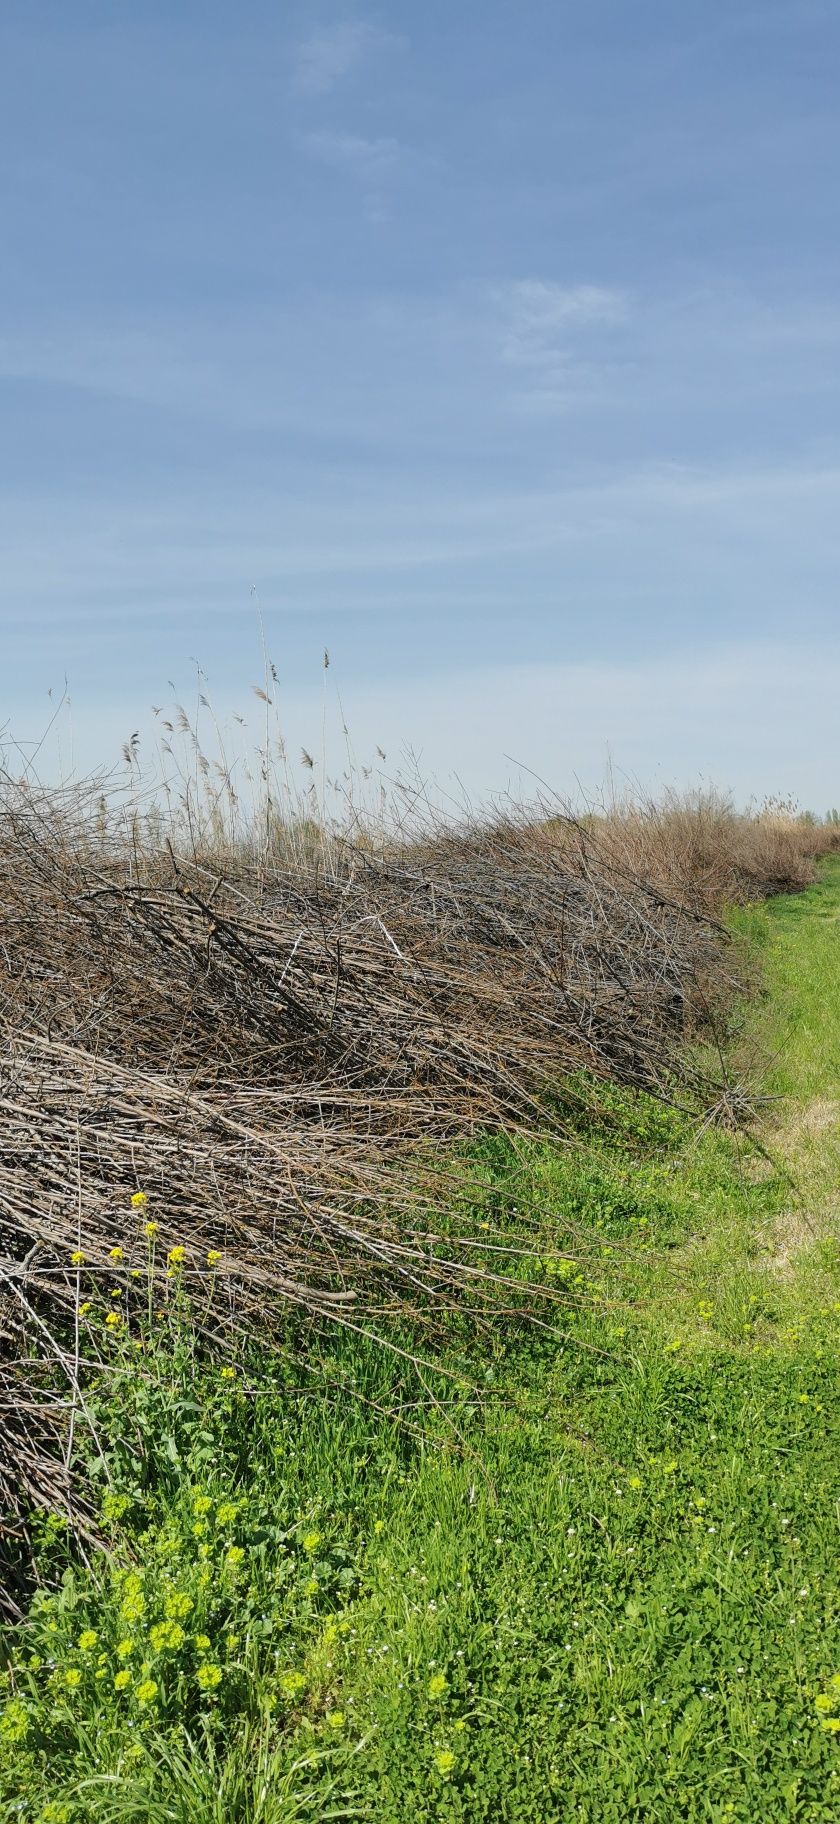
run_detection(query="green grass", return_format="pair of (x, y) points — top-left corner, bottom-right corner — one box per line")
(3, 872), (840, 1823)
(730, 853), (840, 1100)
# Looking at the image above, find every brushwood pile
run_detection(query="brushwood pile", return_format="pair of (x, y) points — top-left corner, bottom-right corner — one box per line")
(1, 775), (837, 1605)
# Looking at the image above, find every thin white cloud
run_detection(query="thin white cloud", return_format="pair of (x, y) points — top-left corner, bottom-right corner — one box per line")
(293, 21), (377, 94)
(293, 19), (404, 95)
(496, 280), (629, 407)
(299, 129), (400, 183)
(503, 281), (629, 338)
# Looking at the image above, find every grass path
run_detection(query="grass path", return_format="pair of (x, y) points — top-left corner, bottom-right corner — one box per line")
(2, 871), (840, 1822)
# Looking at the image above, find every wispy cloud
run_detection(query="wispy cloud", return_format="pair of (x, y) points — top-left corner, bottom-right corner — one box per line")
(293, 20), (383, 94)
(504, 282), (628, 336)
(299, 129), (400, 184)
(495, 280), (629, 408)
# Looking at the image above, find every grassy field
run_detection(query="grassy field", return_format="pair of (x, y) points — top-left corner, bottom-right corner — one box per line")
(2, 869), (840, 1821)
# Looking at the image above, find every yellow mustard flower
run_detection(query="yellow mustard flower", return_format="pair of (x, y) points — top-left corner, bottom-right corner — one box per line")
(78, 1630), (98, 1652)
(136, 1679), (158, 1706)
(220, 1366), (235, 1380)
(206, 1249), (222, 1267)
(131, 1192), (148, 1208)
(144, 1220), (158, 1237)
(105, 1311), (122, 1329)
(64, 1668), (82, 1689)
(114, 1669), (131, 1691)
(168, 1245), (186, 1266)
(70, 1250), (85, 1266)
(428, 1672), (448, 1698)
(109, 1246), (124, 1261)
(79, 1302), (92, 1316)
(192, 1493), (212, 1516)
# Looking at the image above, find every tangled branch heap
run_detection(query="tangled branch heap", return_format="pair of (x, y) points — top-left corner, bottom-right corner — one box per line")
(1, 776), (827, 1591)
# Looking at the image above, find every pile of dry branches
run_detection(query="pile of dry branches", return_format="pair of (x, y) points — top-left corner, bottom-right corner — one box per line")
(0, 774), (831, 1592)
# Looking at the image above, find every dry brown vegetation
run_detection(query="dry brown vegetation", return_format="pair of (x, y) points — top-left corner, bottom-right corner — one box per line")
(1, 766), (837, 1594)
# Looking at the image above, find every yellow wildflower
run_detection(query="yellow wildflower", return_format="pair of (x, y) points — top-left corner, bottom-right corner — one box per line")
(196, 1662), (222, 1690)
(114, 1669), (131, 1691)
(78, 1630), (98, 1652)
(168, 1246), (186, 1267)
(192, 1493), (212, 1516)
(136, 1679), (158, 1706)
(131, 1192), (148, 1208)
(0, 1699), (29, 1742)
(164, 1592), (193, 1620)
(206, 1249), (222, 1266)
(144, 1220), (158, 1237)
(109, 1246), (124, 1261)
(279, 1670), (306, 1697)
(428, 1672), (448, 1698)
(105, 1311), (122, 1329)
(194, 1634), (211, 1651)
(79, 1302), (91, 1316)
(326, 1710), (345, 1730)
(220, 1366), (235, 1380)
(434, 1750), (456, 1777)
(64, 1668), (82, 1689)
(215, 1501), (238, 1527)
(116, 1639), (133, 1659)
(70, 1250), (85, 1266)
(302, 1530), (321, 1554)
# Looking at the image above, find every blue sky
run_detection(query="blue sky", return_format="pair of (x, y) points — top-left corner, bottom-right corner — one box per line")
(2, 1), (840, 804)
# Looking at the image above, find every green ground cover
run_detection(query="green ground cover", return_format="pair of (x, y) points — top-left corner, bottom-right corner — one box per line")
(2, 869), (839, 1822)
